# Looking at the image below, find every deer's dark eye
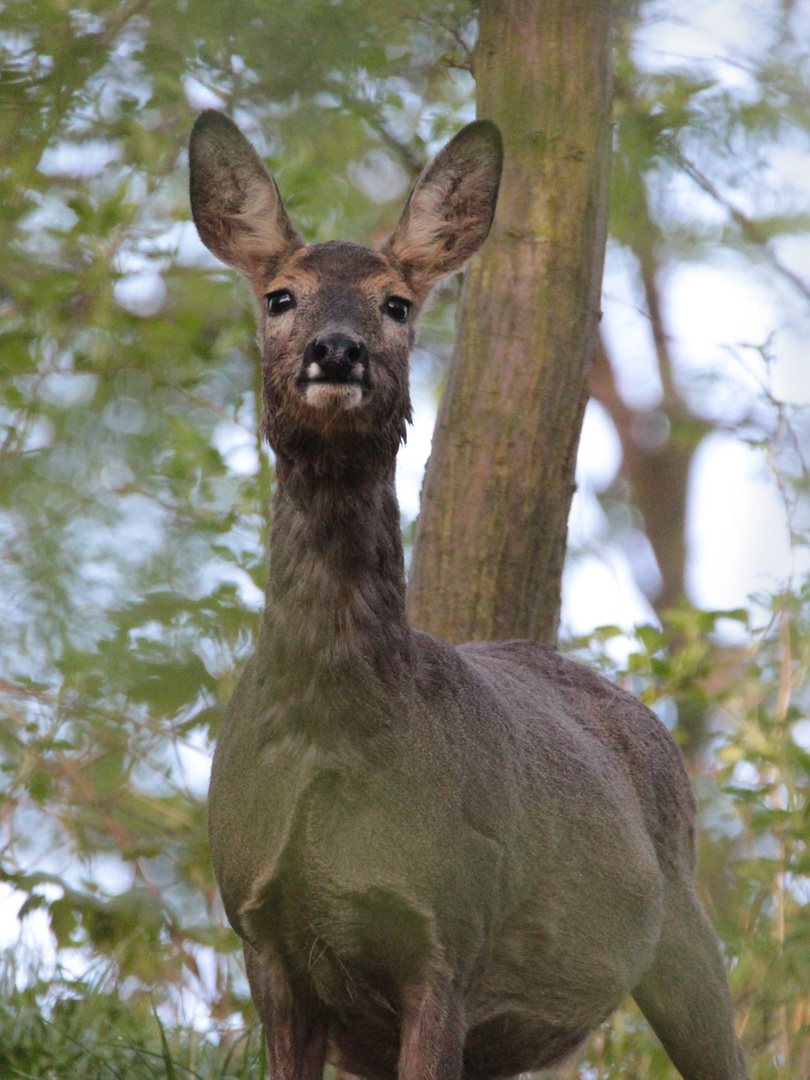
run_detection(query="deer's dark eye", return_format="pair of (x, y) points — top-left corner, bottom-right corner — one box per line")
(266, 289), (296, 316)
(383, 296), (411, 323)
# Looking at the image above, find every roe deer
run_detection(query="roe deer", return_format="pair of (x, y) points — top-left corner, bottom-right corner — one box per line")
(189, 110), (749, 1080)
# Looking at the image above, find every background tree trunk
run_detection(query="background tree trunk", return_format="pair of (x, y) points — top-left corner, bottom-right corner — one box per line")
(406, 0), (614, 644)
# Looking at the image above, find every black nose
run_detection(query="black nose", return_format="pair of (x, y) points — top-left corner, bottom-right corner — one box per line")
(306, 333), (368, 382)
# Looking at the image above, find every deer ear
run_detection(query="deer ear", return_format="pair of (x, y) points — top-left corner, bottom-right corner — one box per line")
(383, 120), (502, 289)
(189, 110), (303, 277)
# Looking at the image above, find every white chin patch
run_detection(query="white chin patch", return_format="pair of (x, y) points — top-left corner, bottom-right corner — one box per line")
(304, 383), (364, 411)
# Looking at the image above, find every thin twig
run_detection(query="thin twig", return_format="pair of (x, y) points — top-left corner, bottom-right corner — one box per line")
(669, 149), (810, 304)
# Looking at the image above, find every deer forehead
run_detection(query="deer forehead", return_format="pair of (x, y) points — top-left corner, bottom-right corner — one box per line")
(254, 241), (413, 312)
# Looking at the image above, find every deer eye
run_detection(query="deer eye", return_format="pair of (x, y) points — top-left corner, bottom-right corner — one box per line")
(383, 296), (411, 323)
(266, 289), (296, 316)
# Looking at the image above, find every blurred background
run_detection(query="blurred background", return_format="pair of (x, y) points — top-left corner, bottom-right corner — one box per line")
(0, 0), (809, 1076)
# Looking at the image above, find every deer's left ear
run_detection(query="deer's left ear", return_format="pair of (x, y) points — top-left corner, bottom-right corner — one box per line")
(382, 120), (502, 291)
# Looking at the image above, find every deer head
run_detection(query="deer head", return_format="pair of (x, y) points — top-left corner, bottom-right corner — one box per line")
(189, 111), (502, 462)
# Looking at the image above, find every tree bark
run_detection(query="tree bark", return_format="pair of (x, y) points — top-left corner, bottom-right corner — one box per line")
(407, 0), (615, 644)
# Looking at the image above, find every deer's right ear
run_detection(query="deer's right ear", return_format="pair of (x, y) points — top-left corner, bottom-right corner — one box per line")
(189, 110), (302, 277)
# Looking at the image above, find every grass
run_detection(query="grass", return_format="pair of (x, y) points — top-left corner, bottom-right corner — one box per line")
(0, 956), (266, 1080)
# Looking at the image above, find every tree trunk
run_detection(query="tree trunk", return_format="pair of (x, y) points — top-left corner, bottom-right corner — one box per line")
(407, 0), (614, 644)
(589, 336), (710, 617)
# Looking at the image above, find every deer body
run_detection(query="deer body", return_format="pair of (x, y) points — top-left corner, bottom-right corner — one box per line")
(191, 111), (748, 1080)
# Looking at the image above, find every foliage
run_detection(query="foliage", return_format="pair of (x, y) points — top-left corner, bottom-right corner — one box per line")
(0, 954), (265, 1079)
(564, 395), (810, 1074)
(1, 0), (809, 1076)
(0, 0), (473, 1020)
(587, 0), (810, 633)
(562, 584), (810, 1077)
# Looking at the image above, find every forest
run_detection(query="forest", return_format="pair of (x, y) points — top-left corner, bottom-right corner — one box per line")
(0, 0), (809, 1077)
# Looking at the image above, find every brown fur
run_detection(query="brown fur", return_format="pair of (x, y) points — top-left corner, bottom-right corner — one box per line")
(189, 111), (748, 1080)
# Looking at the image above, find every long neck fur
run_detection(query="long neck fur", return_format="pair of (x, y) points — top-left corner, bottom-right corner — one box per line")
(259, 438), (413, 737)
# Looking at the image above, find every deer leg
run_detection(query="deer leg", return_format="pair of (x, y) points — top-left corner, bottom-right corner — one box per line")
(398, 973), (465, 1080)
(244, 941), (328, 1080)
(631, 886), (748, 1080)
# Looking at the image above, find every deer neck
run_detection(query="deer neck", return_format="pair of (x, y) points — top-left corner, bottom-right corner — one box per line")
(259, 446), (413, 733)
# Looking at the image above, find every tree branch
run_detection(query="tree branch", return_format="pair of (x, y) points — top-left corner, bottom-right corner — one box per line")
(671, 149), (810, 304)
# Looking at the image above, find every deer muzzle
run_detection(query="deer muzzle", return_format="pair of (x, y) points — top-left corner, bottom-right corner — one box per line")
(298, 333), (371, 410)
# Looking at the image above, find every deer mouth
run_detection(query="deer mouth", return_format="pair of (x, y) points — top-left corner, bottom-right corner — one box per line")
(296, 359), (372, 412)
(300, 380), (365, 411)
